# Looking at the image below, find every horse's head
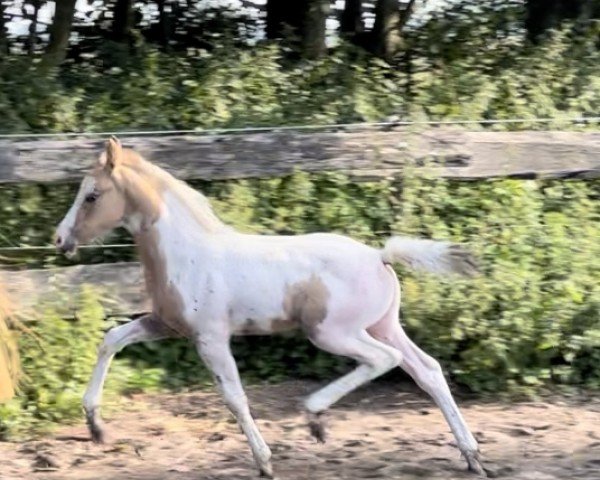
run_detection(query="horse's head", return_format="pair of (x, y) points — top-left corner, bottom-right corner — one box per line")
(55, 136), (129, 257)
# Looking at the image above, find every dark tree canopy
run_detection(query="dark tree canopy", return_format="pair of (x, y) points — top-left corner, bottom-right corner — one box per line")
(525, 0), (600, 43)
(0, 0), (597, 68)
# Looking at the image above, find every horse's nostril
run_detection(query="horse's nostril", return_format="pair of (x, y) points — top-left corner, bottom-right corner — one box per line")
(55, 235), (62, 247)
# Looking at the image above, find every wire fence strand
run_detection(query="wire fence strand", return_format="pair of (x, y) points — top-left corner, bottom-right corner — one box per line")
(2, 222), (600, 254)
(0, 116), (599, 139)
(1, 115), (599, 254)
(0, 244), (136, 252)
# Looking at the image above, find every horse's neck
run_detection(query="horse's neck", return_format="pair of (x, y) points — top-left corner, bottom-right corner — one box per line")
(134, 196), (214, 272)
(134, 218), (191, 298)
(133, 226), (159, 304)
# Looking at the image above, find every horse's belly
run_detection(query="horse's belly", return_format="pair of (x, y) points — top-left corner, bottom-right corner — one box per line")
(230, 316), (299, 336)
(227, 282), (297, 336)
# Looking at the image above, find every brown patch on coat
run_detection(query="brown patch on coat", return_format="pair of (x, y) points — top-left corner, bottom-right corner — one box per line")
(138, 312), (183, 338)
(136, 229), (191, 337)
(240, 318), (261, 335)
(115, 148), (225, 234)
(72, 138), (226, 246)
(270, 318), (298, 333)
(283, 275), (330, 332)
(110, 148), (165, 230)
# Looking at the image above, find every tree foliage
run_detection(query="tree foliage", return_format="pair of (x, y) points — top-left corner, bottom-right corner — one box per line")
(1, 0), (597, 65)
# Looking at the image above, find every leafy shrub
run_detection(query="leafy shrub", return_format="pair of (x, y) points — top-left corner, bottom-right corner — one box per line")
(396, 177), (600, 393)
(2, 172), (600, 396)
(1, 172), (599, 439)
(0, 286), (145, 439)
(1, 20), (598, 135)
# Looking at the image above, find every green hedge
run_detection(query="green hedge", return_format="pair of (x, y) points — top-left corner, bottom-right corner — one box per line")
(0, 24), (598, 134)
(1, 172), (599, 439)
(1, 173), (599, 441)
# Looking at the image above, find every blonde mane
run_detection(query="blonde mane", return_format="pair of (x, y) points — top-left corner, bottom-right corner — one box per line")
(118, 149), (230, 234)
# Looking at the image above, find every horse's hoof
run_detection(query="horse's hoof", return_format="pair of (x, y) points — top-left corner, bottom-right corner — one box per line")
(89, 423), (108, 444)
(307, 412), (326, 443)
(465, 451), (487, 477)
(85, 409), (108, 444)
(258, 464), (275, 478)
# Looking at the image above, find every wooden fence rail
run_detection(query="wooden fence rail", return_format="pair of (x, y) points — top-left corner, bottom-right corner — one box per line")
(1, 129), (599, 183)
(0, 263), (148, 318)
(1, 128), (600, 315)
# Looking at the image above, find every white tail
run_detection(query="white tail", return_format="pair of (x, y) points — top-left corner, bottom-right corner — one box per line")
(380, 236), (479, 276)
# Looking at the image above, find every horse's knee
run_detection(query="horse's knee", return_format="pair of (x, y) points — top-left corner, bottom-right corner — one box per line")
(82, 391), (95, 411)
(97, 328), (122, 357)
(99, 322), (143, 357)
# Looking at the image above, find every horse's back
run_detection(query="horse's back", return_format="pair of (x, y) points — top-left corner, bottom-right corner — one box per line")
(219, 231), (378, 261)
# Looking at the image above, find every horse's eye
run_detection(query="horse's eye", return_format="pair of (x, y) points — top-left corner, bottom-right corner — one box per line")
(85, 192), (99, 203)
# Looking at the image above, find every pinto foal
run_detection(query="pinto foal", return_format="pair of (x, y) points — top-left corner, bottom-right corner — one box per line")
(55, 137), (484, 477)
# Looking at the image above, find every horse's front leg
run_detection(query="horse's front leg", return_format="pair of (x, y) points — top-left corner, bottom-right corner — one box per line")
(195, 332), (273, 478)
(83, 313), (177, 442)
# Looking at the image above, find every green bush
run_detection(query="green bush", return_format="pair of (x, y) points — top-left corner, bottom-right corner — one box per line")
(1, 22), (598, 135)
(396, 177), (600, 393)
(0, 46), (406, 134)
(2, 172), (600, 397)
(0, 285), (188, 439)
(0, 287), (106, 438)
(1, 172), (599, 439)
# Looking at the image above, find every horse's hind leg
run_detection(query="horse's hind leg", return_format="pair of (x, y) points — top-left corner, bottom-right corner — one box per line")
(368, 273), (483, 474)
(303, 328), (403, 441)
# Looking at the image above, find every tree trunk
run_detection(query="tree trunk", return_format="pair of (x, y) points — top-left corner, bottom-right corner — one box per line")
(370, 0), (415, 60)
(525, 0), (560, 42)
(0, 0), (7, 56)
(156, 0), (171, 48)
(266, 0), (328, 59)
(266, 0), (290, 39)
(112, 0), (134, 41)
(42, 0), (77, 67)
(373, 0), (400, 60)
(27, 1), (41, 55)
(372, 0), (417, 61)
(302, 0), (329, 59)
(340, 0), (363, 42)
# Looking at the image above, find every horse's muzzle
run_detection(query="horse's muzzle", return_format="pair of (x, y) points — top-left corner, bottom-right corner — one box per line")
(55, 234), (78, 258)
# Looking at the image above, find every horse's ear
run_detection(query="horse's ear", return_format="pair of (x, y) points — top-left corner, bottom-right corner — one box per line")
(100, 135), (122, 172)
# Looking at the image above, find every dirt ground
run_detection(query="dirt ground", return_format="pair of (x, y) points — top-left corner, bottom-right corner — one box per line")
(1, 380), (599, 480)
